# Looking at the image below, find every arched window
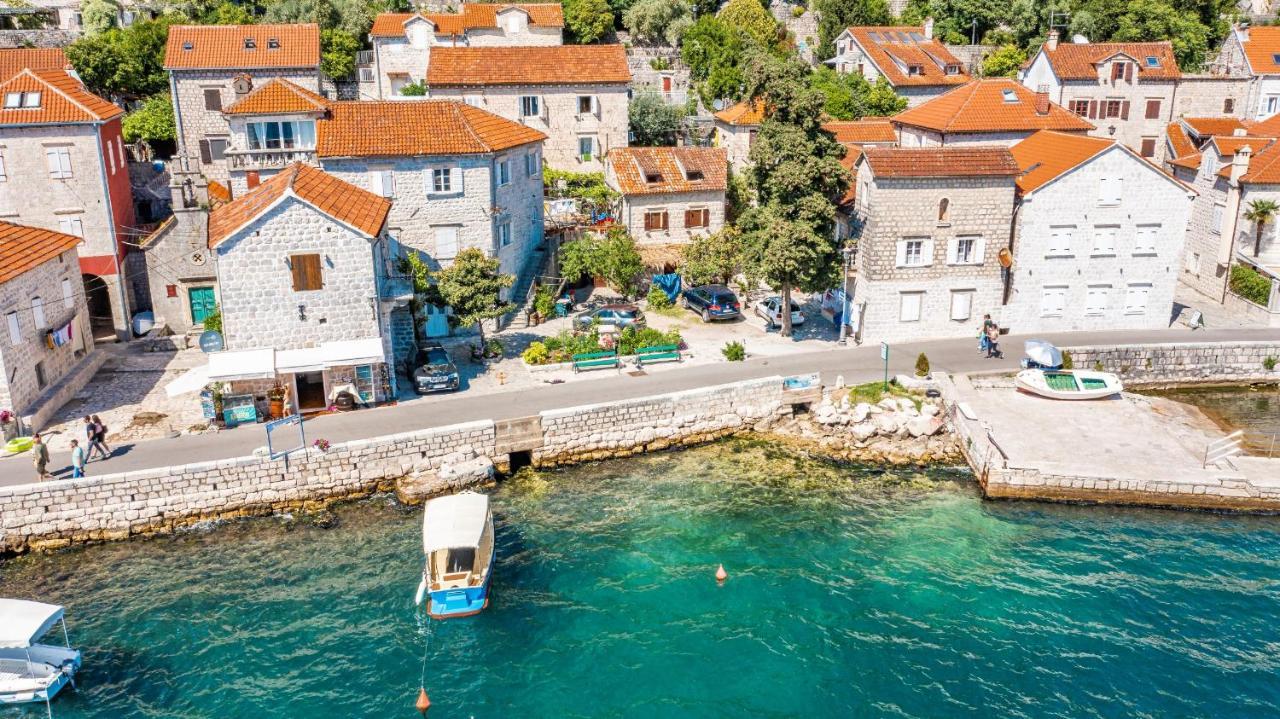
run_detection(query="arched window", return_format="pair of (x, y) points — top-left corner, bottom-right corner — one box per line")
(938, 198), (950, 223)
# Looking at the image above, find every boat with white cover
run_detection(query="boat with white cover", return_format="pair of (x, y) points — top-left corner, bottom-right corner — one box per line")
(1015, 368), (1124, 400)
(0, 599), (81, 716)
(415, 492), (495, 619)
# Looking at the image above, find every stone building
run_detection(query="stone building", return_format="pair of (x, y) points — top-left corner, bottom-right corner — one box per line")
(1018, 33), (1181, 160)
(164, 24), (322, 182)
(205, 162), (399, 412)
(366, 3), (563, 99)
(136, 157), (217, 337)
(1212, 24), (1280, 120)
(893, 79), (1094, 148)
(828, 21), (969, 107)
(605, 146), (727, 246)
(712, 100), (761, 173)
(0, 66), (137, 341)
(0, 221), (95, 430)
(1004, 131), (1195, 332)
(425, 44), (631, 171)
(849, 146), (1018, 343)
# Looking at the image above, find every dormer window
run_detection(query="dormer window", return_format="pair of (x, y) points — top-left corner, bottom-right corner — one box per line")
(1273, 53), (1280, 66)
(3, 92), (40, 109)
(945, 63), (961, 75)
(182, 41), (193, 50)
(644, 171), (662, 183)
(244, 37), (256, 50)
(908, 64), (924, 76)
(686, 169), (704, 182)
(3, 93), (20, 109)
(267, 37), (280, 49)
(1145, 56), (1159, 67)
(1001, 88), (1018, 103)
(22, 92), (39, 108)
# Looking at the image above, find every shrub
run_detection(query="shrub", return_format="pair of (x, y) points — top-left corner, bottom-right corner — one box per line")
(1094, 360), (1105, 372)
(914, 352), (930, 377)
(722, 340), (746, 361)
(533, 286), (557, 318)
(522, 341), (550, 365)
(202, 305), (222, 333)
(1265, 356), (1278, 371)
(646, 285), (672, 310)
(1230, 264), (1274, 306)
(790, 5), (804, 17)
(1061, 350), (1074, 369)
(617, 326), (682, 356)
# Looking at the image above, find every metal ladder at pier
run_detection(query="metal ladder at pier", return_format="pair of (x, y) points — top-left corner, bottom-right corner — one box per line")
(1203, 430), (1245, 469)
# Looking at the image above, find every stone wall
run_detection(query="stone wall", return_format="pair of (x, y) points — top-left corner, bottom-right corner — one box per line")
(1175, 75), (1251, 118)
(1059, 340), (1280, 386)
(618, 189), (726, 246)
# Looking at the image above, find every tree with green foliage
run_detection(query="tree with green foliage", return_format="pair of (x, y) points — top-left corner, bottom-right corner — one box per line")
(65, 15), (181, 100)
(320, 28), (360, 79)
(717, 0), (778, 47)
(628, 89), (684, 145)
(81, 0), (120, 35)
(198, 1), (257, 24)
(433, 248), (515, 346)
(981, 45), (1027, 78)
(543, 167), (618, 209)
(564, 0), (614, 43)
(558, 227), (645, 297)
(814, 0), (889, 59)
(122, 92), (175, 143)
(623, 0), (690, 46)
(864, 77), (907, 116)
(1245, 199), (1280, 257)
(1112, 0), (1211, 70)
(681, 227), (746, 286)
(398, 80), (427, 96)
(680, 15), (747, 106)
(807, 66), (905, 119)
(262, 0), (383, 37)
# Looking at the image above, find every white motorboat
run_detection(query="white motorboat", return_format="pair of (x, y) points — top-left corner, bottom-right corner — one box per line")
(414, 492), (496, 619)
(1015, 368), (1124, 400)
(0, 599), (81, 715)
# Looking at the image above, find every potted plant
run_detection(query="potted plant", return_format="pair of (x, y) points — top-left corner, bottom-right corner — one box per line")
(267, 382), (287, 419)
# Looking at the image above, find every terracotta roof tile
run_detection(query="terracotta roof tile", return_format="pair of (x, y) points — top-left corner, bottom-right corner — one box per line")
(0, 68), (122, 125)
(1168, 154), (1202, 171)
(164, 24), (320, 70)
(207, 179), (231, 205)
(1238, 141), (1280, 183)
(208, 163), (389, 247)
(1209, 136), (1273, 156)
(1010, 130), (1115, 194)
(1040, 41), (1180, 80)
(0, 48), (66, 81)
(822, 118), (897, 144)
(1237, 26), (1280, 76)
(607, 146), (727, 195)
(1182, 116), (1248, 138)
(842, 26), (969, 88)
(891, 79), (1094, 134)
(316, 100), (545, 157)
(427, 45), (630, 86)
(371, 4), (563, 37)
(224, 77), (329, 115)
(837, 145), (863, 206)
(1246, 112), (1280, 138)
(861, 146), (1020, 178)
(0, 220), (81, 285)
(1166, 122), (1197, 159)
(713, 100), (764, 126)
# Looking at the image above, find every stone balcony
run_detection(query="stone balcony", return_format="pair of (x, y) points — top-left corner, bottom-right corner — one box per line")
(225, 148), (317, 171)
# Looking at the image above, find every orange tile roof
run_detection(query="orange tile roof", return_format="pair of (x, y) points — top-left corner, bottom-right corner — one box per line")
(1009, 130), (1115, 194)
(607, 146), (728, 196)
(1182, 116), (1248, 137)
(1040, 41), (1180, 80)
(1166, 122), (1197, 158)
(713, 100), (764, 126)
(1168, 154), (1201, 172)
(891, 79), (1094, 134)
(208, 163), (389, 248)
(842, 26), (969, 88)
(428, 45), (631, 86)
(1246, 112), (1280, 138)
(0, 220), (81, 284)
(164, 24), (320, 70)
(1237, 141), (1280, 183)
(224, 77), (329, 115)
(1237, 26), (1280, 76)
(837, 145), (863, 206)
(0, 48), (66, 80)
(1209, 136), (1273, 156)
(822, 118), (897, 144)
(861, 146), (1020, 178)
(317, 100), (545, 157)
(371, 4), (563, 37)
(207, 179), (231, 205)
(0, 68), (122, 125)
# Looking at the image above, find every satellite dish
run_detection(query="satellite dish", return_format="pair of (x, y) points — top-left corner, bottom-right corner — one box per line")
(713, 98), (725, 111)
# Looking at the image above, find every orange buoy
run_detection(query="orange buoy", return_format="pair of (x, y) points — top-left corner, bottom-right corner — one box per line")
(416, 687), (431, 715)
(715, 564), (727, 583)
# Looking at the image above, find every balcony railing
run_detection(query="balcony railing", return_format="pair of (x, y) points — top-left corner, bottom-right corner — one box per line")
(225, 148), (317, 170)
(356, 49), (374, 66)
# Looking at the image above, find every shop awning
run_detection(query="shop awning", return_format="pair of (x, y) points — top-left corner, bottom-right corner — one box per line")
(323, 337), (386, 367)
(164, 364), (212, 398)
(208, 348), (277, 381)
(276, 347), (327, 373)
(187, 339), (387, 384)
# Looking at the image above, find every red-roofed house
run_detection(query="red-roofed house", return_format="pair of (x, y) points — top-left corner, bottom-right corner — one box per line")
(605, 146), (728, 245)
(892, 79), (1093, 148)
(829, 20), (969, 106)
(1215, 24), (1280, 121)
(1019, 31), (1180, 160)
(712, 100), (762, 172)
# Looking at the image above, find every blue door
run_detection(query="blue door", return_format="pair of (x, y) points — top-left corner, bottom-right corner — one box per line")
(189, 287), (217, 325)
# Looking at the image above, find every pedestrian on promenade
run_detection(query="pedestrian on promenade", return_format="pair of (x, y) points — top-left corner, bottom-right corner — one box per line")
(31, 434), (50, 481)
(978, 314), (993, 354)
(985, 322), (1003, 359)
(90, 414), (111, 459)
(84, 416), (105, 461)
(70, 439), (86, 478)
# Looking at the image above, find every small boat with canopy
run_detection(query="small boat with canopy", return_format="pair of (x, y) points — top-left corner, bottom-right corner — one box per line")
(0, 598), (81, 715)
(414, 492), (495, 619)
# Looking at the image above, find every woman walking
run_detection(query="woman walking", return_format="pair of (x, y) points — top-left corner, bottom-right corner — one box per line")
(90, 414), (111, 460)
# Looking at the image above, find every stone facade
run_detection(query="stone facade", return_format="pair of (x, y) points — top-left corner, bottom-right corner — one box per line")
(1059, 341), (1280, 386)
(897, 127), (1048, 147)
(614, 189), (725, 245)
(713, 120), (756, 173)
(1214, 25), (1280, 120)
(137, 160), (217, 336)
(1174, 75), (1252, 118)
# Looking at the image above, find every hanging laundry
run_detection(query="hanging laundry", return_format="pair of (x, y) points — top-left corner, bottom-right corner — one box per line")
(45, 322), (73, 349)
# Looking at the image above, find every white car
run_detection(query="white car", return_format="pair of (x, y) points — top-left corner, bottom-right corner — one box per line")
(755, 297), (805, 328)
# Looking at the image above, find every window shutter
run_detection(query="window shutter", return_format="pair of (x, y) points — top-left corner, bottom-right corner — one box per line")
(1145, 99), (1160, 119)
(6, 312), (19, 345)
(591, 95), (600, 116)
(291, 256), (306, 291)
(1088, 100), (1098, 119)
(204, 88), (221, 111)
(660, 211), (669, 230)
(62, 278), (73, 308)
(1120, 100), (1130, 120)
(1125, 63), (1134, 82)
(946, 238), (959, 264)
(684, 209), (695, 227)
(921, 239), (935, 265)
(701, 208), (710, 227)
(973, 237), (985, 263)
(32, 296), (45, 329)
(451, 167), (462, 193)
(895, 241), (907, 266)
(644, 213), (654, 231)
(199, 139), (212, 165)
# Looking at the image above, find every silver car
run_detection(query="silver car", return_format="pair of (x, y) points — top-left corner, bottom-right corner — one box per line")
(755, 297), (805, 329)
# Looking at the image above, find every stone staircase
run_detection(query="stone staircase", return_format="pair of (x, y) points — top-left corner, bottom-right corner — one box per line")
(501, 246), (560, 331)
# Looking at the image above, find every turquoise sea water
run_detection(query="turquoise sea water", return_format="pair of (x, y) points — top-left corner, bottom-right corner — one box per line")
(3, 439), (1280, 718)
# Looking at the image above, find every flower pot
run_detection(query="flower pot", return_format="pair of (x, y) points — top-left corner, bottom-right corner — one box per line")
(269, 398), (285, 418)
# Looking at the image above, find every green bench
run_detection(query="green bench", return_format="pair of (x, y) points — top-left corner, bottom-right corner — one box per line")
(572, 350), (620, 372)
(635, 344), (681, 366)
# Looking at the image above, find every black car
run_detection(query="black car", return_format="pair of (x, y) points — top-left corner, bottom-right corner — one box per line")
(412, 344), (460, 393)
(681, 284), (741, 321)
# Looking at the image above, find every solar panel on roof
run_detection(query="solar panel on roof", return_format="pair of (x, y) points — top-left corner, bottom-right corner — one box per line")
(895, 31), (908, 42)
(867, 31), (881, 43)
(908, 32), (924, 41)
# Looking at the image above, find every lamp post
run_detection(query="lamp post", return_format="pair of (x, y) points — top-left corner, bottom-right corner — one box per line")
(838, 243), (855, 345)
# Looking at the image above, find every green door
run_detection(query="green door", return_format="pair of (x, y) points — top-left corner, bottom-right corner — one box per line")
(189, 286), (217, 325)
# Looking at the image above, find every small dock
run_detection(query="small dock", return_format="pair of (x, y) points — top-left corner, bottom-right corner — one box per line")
(942, 373), (1280, 512)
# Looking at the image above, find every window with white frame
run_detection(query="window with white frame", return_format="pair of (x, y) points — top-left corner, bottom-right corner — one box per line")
(62, 278), (73, 308)
(372, 169), (394, 198)
(497, 159), (510, 186)
(949, 235), (983, 264)
(1133, 223), (1160, 254)
(429, 167), (459, 194)
(578, 136), (596, 162)
(463, 95), (483, 108)
(46, 147), (72, 179)
(896, 238), (930, 267)
(434, 225), (459, 260)
(899, 292), (923, 322)
(577, 95), (597, 115)
(5, 311), (19, 346)
(1085, 285), (1110, 315)
(1040, 286), (1067, 317)
(520, 96), (540, 117)
(1211, 203), (1225, 235)
(1098, 177), (1122, 205)
(31, 296), (45, 329)
(1125, 283), (1151, 314)
(246, 120), (316, 150)
(1091, 225), (1118, 255)
(949, 290), (973, 321)
(499, 221), (512, 247)
(1204, 153), (1217, 175)
(1048, 225), (1075, 255)
(117, 137), (125, 168)
(58, 217), (83, 237)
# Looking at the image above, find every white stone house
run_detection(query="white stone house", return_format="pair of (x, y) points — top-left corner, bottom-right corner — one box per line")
(828, 21), (969, 107)
(0, 221), (95, 431)
(605, 146), (727, 246)
(164, 24), (322, 182)
(1004, 131), (1195, 333)
(0, 66), (138, 341)
(205, 162), (400, 413)
(849, 146), (1018, 343)
(1019, 32), (1180, 160)
(712, 100), (761, 173)
(425, 44), (630, 171)
(892, 79), (1095, 148)
(366, 4), (563, 100)
(1213, 24), (1280, 120)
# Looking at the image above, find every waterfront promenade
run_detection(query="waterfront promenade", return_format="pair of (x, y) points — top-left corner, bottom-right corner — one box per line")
(5, 327), (1278, 486)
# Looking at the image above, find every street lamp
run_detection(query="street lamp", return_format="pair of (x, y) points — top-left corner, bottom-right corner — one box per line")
(838, 243), (855, 346)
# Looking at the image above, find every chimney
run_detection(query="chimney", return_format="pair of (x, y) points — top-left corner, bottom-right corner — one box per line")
(923, 16), (933, 40)
(1046, 29), (1059, 51)
(1237, 23), (1250, 43)
(1034, 85), (1050, 115)
(1231, 145), (1252, 185)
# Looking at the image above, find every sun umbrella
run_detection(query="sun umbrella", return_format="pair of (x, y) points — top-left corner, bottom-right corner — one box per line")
(1024, 339), (1063, 368)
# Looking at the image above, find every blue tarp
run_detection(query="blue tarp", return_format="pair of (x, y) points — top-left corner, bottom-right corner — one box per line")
(652, 274), (682, 301)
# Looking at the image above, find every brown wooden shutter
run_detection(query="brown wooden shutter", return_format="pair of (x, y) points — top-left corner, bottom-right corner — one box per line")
(1140, 138), (1156, 157)
(246, 170), (260, 189)
(1125, 63), (1134, 82)
(643, 213), (654, 231)
(291, 254), (322, 291)
(702, 209), (710, 227)
(1088, 100), (1098, 119)
(198, 139), (212, 164)
(660, 211), (669, 230)
(1145, 99), (1160, 119)
(1120, 101), (1130, 120)
(204, 88), (222, 111)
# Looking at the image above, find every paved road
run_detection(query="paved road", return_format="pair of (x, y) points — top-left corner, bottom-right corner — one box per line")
(8, 327), (1280, 484)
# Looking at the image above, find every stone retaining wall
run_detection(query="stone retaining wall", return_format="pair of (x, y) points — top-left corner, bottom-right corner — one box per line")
(1062, 341), (1280, 386)
(983, 468), (1280, 513)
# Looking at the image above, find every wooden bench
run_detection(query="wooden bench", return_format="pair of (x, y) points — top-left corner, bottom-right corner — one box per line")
(635, 344), (681, 366)
(572, 350), (620, 372)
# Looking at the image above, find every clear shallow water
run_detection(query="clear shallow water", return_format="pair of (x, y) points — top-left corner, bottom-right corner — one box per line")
(3, 439), (1280, 718)
(1147, 384), (1280, 454)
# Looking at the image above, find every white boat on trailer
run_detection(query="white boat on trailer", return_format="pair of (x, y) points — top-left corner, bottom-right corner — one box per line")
(0, 599), (81, 717)
(1015, 368), (1124, 400)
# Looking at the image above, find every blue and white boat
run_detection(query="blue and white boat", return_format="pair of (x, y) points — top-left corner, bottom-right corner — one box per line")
(415, 492), (495, 619)
(0, 598), (81, 715)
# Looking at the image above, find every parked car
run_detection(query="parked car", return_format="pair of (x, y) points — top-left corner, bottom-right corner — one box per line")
(412, 343), (460, 393)
(755, 296), (806, 328)
(681, 284), (742, 322)
(574, 304), (646, 330)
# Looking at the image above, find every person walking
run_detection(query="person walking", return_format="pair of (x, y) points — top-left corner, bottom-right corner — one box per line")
(985, 322), (1003, 359)
(90, 414), (111, 459)
(84, 416), (105, 461)
(70, 439), (86, 478)
(978, 314), (994, 355)
(31, 433), (50, 481)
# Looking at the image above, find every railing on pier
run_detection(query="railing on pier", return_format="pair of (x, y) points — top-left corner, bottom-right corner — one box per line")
(1204, 430), (1245, 468)
(1242, 431), (1280, 459)
(945, 400), (1007, 481)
